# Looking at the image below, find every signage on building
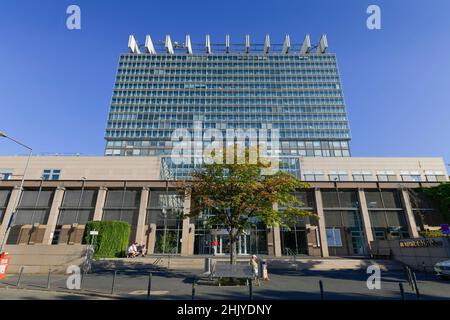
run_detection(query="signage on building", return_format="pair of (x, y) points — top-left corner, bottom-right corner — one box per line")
(441, 224), (450, 235)
(399, 239), (443, 248)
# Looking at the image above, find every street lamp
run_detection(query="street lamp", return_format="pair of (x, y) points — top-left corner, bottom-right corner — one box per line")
(0, 131), (33, 253)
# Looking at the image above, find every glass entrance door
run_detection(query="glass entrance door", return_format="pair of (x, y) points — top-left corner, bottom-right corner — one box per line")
(217, 234), (249, 255)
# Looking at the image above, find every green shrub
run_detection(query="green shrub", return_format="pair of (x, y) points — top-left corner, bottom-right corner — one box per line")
(420, 229), (445, 238)
(83, 221), (131, 258)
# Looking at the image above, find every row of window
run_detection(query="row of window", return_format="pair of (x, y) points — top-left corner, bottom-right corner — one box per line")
(115, 83), (341, 90)
(118, 68), (339, 75)
(118, 60), (338, 67)
(109, 106), (348, 115)
(115, 76), (341, 83)
(108, 122), (349, 130)
(1, 169), (61, 181)
(112, 90), (343, 98)
(120, 54), (336, 62)
(106, 129), (351, 139)
(303, 170), (447, 182)
(111, 97), (345, 104)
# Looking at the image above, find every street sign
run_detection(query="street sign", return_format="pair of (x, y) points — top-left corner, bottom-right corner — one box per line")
(90, 231), (99, 236)
(441, 224), (450, 235)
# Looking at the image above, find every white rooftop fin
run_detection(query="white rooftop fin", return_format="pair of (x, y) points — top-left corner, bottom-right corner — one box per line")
(300, 34), (311, 54)
(282, 34), (291, 54)
(144, 35), (156, 54)
(186, 34), (193, 54)
(206, 34), (212, 54)
(165, 34), (174, 54)
(264, 34), (270, 54)
(225, 34), (230, 53)
(245, 33), (250, 53)
(318, 34), (328, 54)
(128, 35), (140, 54)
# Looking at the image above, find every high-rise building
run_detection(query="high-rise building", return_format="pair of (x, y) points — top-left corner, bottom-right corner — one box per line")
(105, 34), (351, 178)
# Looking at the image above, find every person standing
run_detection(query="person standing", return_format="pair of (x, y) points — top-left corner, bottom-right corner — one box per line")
(250, 255), (260, 286)
(212, 239), (219, 256)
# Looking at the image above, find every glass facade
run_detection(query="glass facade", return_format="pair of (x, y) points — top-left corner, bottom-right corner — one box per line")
(322, 190), (366, 255)
(105, 53), (351, 178)
(365, 190), (409, 240)
(146, 190), (184, 254)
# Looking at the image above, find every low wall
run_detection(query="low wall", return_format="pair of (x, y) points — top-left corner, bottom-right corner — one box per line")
(4, 244), (87, 274)
(371, 237), (450, 272)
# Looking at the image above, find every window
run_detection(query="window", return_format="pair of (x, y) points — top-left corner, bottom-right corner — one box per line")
(376, 171), (397, 182)
(14, 189), (55, 225)
(400, 171), (421, 182)
(326, 228), (342, 247)
(57, 189), (98, 225)
(352, 170), (374, 182)
(303, 170), (327, 181)
(103, 189), (141, 225)
(424, 170), (447, 182)
(328, 170), (348, 182)
(0, 189), (12, 223)
(0, 170), (13, 181)
(42, 169), (61, 181)
(365, 189), (409, 240)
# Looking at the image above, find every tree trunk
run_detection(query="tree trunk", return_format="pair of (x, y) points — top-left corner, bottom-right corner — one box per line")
(230, 227), (238, 265)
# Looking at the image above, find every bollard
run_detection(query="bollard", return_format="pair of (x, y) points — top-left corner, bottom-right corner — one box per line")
(204, 258), (211, 274)
(16, 266), (24, 288)
(404, 266), (411, 286)
(46, 269), (51, 289)
(111, 270), (117, 295)
(192, 277), (196, 300)
(249, 278), (253, 300)
(399, 282), (405, 300)
(406, 267), (414, 290)
(147, 272), (152, 300)
(80, 270), (86, 289)
(412, 272), (420, 299)
(319, 280), (324, 300)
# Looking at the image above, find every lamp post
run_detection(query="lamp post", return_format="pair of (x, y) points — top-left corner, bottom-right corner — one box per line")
(0, 131), (32, 253)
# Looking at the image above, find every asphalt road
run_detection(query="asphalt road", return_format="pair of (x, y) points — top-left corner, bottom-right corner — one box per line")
(1, 267), (449, 300)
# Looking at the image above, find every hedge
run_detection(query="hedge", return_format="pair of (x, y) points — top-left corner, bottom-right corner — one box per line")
(420, 229), (446, 238)
(83, 221), (131, 258)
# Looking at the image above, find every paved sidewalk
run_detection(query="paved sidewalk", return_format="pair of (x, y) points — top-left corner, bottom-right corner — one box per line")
(0, 287), (109, 300)
(1, 268), (449, 300)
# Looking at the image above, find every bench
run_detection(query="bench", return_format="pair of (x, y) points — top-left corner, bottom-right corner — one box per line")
(210, 262), (253, 284)
(369, 248), (392, 259)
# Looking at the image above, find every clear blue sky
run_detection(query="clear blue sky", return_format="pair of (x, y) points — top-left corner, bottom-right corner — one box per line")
(0, 0), (449, 167)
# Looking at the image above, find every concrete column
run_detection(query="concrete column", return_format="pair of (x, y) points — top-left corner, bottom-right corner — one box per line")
(42, 186), (66, 245)
(135, 187), (149, 244)
(314, 188), (329, 257)
(181, 189), (194, 256)
(0, 186), (22, 245)
(272, 224), (282, 257)
(400, 188), (419, 238)
(357, 188), (374, 250)
(266, 203), (282, 257)
(93, 187), (107, 221)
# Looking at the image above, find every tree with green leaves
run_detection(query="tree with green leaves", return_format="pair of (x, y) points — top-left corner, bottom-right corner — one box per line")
(180, 148), (315, 265)
(422, 182), (450, 223)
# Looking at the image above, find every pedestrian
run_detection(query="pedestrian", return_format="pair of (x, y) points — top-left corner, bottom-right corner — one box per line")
(250, 255), (260, 286)
(212, 239), (219, 256)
